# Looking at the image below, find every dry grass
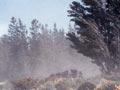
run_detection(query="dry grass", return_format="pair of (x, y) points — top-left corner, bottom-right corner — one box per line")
(11, 71), (120, 90)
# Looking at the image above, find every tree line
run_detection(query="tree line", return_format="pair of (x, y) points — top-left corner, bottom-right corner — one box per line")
(0, 0), (120, 80)
(0, 17), (76, 79)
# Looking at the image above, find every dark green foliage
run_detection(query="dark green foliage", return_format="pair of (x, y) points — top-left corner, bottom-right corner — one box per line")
(67, 0), (120, 73)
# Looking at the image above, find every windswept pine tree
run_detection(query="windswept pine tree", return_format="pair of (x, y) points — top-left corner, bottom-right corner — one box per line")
(67, 0), (120, 73)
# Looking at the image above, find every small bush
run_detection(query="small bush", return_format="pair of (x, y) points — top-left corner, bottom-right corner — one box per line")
(77, 82), (95, 90)
(12, 77), (39, 90)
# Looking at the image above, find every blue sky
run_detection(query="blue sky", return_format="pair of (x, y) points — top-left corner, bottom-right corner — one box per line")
(0, 0), (77, 35)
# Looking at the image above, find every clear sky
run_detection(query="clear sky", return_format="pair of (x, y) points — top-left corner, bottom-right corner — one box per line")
(0, 0), (77, 36)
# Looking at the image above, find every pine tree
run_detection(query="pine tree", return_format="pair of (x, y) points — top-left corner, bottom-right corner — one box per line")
(52, 24), (66, 55)
(29, 19), (42, 73)
(7, 17), (28, 79)
(67, 0), (120, 73)
(29, 19), (41, 56)
(8, 17), (28, 60)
